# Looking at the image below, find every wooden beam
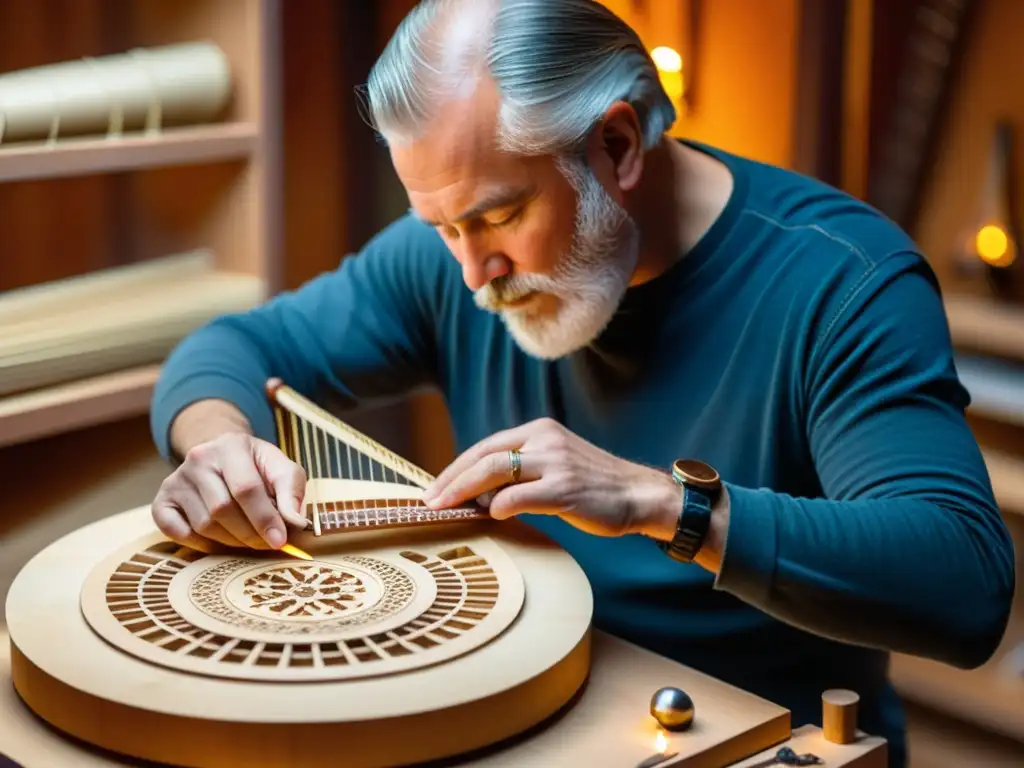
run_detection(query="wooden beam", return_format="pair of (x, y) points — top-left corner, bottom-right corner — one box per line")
(842, 0), (874, 199)
(791, 0), (848, 186)
(866, 0), (979, 233)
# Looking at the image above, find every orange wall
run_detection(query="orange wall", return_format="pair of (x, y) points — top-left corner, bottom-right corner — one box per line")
(599, 0), (800, 168)
(914, 0), (1024, 292)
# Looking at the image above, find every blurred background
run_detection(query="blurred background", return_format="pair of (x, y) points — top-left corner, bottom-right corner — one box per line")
(0, 1), (1021, 765)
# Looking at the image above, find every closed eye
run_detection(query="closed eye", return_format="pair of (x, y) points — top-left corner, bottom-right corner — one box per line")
(490, 208), (523, 227)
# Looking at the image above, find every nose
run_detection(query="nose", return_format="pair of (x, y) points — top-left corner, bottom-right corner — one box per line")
(457, 240), (511, 292)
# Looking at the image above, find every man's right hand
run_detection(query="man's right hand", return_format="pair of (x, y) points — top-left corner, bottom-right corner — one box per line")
(152, 432), (309, 553)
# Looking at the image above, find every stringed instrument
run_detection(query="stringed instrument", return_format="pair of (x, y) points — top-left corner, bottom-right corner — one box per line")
(6, 377), (595, 768)
(266, 377), (489, 539)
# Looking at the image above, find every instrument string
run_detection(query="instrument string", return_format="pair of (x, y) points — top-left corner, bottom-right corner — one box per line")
(266, 381), (484, 535)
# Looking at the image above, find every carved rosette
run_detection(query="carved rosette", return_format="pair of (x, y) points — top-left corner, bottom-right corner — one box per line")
(81, 538), (524, 682)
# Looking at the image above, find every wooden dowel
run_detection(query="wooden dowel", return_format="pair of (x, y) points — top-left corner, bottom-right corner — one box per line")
(822, 689), (859, 744)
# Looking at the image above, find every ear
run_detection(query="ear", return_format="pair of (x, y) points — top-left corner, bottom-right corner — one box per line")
(585, 101), (646, 194)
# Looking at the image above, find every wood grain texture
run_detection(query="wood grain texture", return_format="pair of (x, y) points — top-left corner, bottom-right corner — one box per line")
(0, 123), (256, 183)
(0, 621), (890, 768)
(0, 364), (159, 448)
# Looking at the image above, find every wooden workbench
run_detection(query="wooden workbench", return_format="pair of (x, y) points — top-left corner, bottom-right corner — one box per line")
(1, 625), (886, 767)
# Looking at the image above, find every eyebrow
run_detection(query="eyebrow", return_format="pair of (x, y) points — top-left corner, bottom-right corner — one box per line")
(412, 185), (535, 227)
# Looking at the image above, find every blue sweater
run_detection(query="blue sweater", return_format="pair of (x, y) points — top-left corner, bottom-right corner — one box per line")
(151, 142), (1015, 766)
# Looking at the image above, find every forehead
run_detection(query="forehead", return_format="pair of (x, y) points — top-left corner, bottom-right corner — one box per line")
(387, 81), (544, 222)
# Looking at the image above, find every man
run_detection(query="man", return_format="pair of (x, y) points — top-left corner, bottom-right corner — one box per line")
(148, 1), (1015, 765)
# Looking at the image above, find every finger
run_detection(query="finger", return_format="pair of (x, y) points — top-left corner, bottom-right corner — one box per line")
(152, 501), (219, 554)
(152, 483), (234, 551)
(253, 442), (308, 529)
(427, 449), (541, 509)
(184, 474), (262, 549)
(424, 424), (534, 500)
(488, 480), (558, 520)
(220, 450), (289, 549)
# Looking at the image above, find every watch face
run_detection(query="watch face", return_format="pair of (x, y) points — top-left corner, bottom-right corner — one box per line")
(672, 459), (720, 488)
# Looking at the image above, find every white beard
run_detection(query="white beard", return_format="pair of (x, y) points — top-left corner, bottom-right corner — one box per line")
(473, 155), (640, 359)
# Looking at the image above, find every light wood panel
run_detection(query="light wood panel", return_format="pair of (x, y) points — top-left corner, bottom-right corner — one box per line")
(0, 620), (889, 767)
(0, 123), (257, 183)
(0, 365), (159, 449)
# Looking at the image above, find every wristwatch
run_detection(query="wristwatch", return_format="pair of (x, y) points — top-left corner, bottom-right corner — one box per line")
(659, 459), (721, 563)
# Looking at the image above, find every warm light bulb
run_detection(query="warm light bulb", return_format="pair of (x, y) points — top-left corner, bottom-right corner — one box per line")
(975, 223), (1016, 267)
(651, 46), (683, 74)
(654, 729), (668, 753)
(650, 45), (684, 118)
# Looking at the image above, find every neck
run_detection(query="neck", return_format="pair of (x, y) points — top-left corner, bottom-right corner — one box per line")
(625, 138), (734, 287)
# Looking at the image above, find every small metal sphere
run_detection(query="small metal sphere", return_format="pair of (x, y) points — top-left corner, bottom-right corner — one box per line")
(650, 686), (694, 731)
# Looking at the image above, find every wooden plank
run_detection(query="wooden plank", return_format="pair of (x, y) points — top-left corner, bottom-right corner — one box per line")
(790, 0), (848, 186)
(946, 294), (1024, 360)
(867, 0), (979, 231)
(0, 365), (160, 449)
(890, 646), (1024, 744)
(841, 0), (873, 199)
(956, 354), (1024, 427)
(0, 123), (257, 183)
(983, 448), (1024, 518)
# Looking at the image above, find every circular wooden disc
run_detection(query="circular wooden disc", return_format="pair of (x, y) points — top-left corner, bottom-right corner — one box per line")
(8, 506), (594, 768)
(80, 531), (523, 682)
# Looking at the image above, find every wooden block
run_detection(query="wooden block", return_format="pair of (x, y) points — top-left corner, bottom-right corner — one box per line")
(733, 725), (887, 768)
(822, 689), (860, 744)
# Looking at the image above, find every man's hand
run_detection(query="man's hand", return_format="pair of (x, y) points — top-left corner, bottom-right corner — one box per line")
(152, 433), (309, 553)
(422, 417), (682, 539)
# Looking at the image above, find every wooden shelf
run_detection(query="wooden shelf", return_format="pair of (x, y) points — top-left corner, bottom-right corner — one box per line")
(0, 365), (160, 449)
(983, 448), (1024, 517)
(890, 620), (1024, 743)
(0, 1), (281, 442)
(945, 294), (1024, 360)
(0, 122), (257, 183)
(956, 354), (1024, 427)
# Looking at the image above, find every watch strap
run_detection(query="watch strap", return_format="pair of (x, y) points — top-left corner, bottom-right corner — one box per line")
(660, 483), (713, 563)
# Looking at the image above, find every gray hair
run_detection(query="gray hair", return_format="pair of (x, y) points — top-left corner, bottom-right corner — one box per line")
(363, 0), (676, 156)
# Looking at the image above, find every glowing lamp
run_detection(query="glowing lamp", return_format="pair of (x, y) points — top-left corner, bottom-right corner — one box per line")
(959, 122), (1020, 289)
(975, 223), (1016, 268)
(651, 46), (683, 74)
(651, 45), (685, 110)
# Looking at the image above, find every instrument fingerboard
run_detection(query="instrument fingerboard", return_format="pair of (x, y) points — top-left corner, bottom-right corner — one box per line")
(308, 499), (488, 534)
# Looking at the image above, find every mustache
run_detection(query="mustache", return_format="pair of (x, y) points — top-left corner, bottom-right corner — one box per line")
(474, 274), (547, 310)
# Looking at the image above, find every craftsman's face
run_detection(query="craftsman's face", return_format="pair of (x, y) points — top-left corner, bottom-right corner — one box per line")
(389, 78), (639, 359)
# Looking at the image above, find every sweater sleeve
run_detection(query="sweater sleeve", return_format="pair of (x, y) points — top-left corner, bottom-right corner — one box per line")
(712, 252), (1016, 670)
(149, 214), (452, 461)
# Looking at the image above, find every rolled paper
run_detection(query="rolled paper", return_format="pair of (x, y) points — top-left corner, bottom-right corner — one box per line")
(0, 41), (232, 145)
(0, 251), (264, 397)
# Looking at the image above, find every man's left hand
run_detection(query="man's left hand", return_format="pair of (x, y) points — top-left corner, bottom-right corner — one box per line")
(422, 417), (681, 539)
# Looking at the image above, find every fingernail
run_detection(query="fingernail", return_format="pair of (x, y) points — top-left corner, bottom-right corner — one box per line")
(266, 528), (285, 548)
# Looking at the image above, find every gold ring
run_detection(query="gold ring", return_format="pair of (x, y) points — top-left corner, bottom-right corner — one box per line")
(508, 449), (522, 483)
